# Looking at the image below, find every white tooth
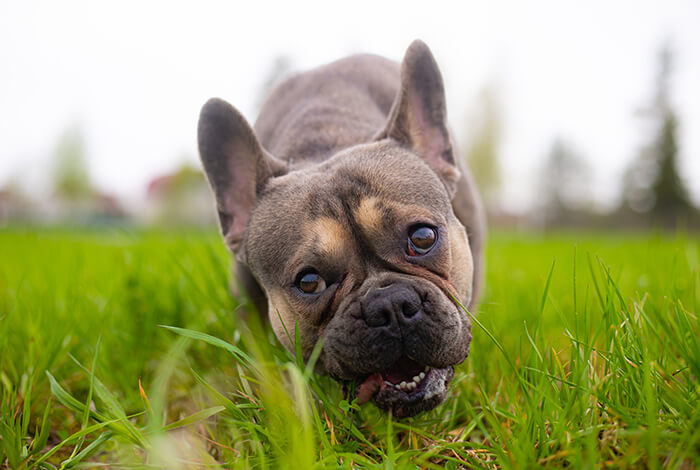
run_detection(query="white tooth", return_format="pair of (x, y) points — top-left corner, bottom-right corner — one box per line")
(399, 381), (407, 389)
(394, 384), (400, 390)
(412, 375), (420, 383)
(385, 381), (393, 386)
(419, 372), (425, 380)
(409, 382), (416, 390)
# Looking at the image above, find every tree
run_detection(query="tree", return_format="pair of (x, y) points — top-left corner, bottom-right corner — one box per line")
(52, 125), (92, 200)
(145, 161), (214, 225)
(464, 82), (502, 210)
(651, 111), (692, 218)
(536, 138), (592, 226)
(622, 43), (694, 222)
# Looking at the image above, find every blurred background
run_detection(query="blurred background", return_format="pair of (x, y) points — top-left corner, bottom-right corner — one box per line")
(1, 0), (698, 230)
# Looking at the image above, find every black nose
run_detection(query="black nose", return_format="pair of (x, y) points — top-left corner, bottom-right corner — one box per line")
(361, 284), (422, 328)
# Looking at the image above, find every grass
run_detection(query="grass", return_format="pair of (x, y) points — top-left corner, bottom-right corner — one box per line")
(0, 227), (698, 468)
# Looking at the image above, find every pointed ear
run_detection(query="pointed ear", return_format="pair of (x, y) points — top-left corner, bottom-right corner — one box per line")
(198, 98), (286, 255)
(377, 40), (460, 195)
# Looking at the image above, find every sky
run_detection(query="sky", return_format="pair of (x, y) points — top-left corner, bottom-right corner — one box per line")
(1, 0), (699, 212)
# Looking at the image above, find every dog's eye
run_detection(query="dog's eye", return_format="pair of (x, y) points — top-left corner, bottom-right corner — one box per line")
(296, 270), (327, 294)
(407, 225), (438, 256)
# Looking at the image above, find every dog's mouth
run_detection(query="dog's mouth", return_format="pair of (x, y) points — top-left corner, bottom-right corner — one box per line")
(354, 355), (454, 418)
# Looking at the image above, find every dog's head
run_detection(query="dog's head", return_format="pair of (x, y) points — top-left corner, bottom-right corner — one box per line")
(198, 41), (474, 417)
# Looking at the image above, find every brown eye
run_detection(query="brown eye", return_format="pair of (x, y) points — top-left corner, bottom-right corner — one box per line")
(296, 270), (327, 294)
(408, 225), (437, 256)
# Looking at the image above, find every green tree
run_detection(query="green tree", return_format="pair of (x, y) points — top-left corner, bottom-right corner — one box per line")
(537, 138), (592, 226)
(52, 125), (92, 200)
(464, 82), (502, 210)
(651, 111), (692, 217)
(622, 43), (694, 221)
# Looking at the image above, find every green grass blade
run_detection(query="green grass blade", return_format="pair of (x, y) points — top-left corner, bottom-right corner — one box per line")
(61, 431), (113, 469)
(160, 406), (226, 432)
(70, 337), (100, 459)
(34, 416), (135, 467)
(159, 325), (254, 367)
(46, 371), (147, 448)
(539, 260), (556, 315)
(46, 371), (107, 422)
(68, 355), (148, 448)
(33, 397), (52, 455)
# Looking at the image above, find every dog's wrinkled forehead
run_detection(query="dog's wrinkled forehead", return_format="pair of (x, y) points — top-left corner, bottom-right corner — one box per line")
(245, 142), (452, 283)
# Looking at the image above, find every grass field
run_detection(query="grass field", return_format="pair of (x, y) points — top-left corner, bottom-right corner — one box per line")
(0, 227), (698, 469)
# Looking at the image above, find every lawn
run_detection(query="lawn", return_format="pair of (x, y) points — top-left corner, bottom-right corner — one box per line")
(0, 227), (698, 469)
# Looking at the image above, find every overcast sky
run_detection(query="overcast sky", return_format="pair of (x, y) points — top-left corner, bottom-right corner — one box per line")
(1, 0), (698, 212)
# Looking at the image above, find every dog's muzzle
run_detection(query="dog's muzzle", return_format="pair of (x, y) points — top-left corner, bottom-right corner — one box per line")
(350, 283), (458, 417)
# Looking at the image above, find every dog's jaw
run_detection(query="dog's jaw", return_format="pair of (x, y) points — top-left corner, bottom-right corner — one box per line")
(354, 358), (455, 418)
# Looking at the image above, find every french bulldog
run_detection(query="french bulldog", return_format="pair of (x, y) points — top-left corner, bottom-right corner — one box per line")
(198, 40), (485, 418)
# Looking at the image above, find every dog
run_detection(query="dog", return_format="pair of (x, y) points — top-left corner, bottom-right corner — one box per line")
(198, 40), (485, 418)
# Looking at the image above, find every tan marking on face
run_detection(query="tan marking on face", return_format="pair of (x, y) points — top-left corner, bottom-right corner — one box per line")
(309, 217), (348, 257)
(354, 197), (382, 236)
(447, 219), (473, 305)
(355, 197), (438, 237)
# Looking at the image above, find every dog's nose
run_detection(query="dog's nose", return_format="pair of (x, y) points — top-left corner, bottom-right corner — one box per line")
(361, 285), (422, 328)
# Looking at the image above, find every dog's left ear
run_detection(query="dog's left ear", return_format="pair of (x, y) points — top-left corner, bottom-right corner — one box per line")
(377, 40), (460, 195)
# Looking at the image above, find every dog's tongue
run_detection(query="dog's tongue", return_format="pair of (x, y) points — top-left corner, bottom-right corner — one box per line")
(355, 356), (425, 404)
(356, 373), (382, 404)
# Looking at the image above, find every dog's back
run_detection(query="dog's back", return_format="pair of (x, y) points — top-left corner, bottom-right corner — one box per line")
(254, 55), (400, 164)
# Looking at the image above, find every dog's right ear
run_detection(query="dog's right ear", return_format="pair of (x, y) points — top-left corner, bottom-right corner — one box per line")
(198, 98), (286, 255)
(376, 40), (460, 196)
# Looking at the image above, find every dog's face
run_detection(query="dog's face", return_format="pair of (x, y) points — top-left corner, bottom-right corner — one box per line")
(198, 41), (474, 417)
